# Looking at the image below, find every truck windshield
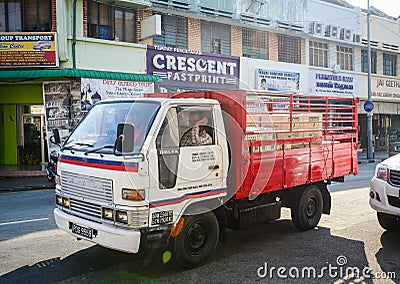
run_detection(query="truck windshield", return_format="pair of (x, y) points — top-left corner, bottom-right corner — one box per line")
(63, 101), (160, 153)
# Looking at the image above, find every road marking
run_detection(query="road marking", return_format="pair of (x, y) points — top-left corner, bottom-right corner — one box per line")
(0, 217), (50, 226)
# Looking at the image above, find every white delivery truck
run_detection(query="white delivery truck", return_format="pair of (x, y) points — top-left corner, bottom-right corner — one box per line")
(370, 155), (400, 231)
(54, 90), (359, 267)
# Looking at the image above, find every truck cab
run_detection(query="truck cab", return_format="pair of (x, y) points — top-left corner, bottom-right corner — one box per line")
(54, 97), (230, 266)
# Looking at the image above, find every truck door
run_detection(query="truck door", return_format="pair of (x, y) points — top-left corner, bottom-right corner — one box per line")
(148, 106), (224, 223)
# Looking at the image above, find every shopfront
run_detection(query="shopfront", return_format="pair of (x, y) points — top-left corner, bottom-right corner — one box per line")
(0, 70), (160, 175)
(359, 75), (400, 152)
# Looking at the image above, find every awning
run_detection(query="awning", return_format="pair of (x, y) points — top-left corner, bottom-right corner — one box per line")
(0, 68), (162, 82)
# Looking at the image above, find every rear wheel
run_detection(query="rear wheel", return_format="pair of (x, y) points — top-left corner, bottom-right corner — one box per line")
(291, 185), (323, 231)
(377, 212), (400, 232)
(174, 211), (219, 268)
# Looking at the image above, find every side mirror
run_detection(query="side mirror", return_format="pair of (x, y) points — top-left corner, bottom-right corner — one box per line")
(116, 123), (134, 153)
(51, 128), (61, 145)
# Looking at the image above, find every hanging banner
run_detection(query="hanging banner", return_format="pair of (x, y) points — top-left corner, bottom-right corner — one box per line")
(0, 32), (59, 68)
(256, 69), (300, 93)
(146, 45), (240, 92)
(43, 79), (154, 159)
(80, 78), (153, 111)
(309, 69), (357, 97)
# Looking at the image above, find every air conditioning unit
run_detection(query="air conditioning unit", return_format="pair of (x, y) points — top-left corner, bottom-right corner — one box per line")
(326, 25), (340, 38)
(310, 22), (324, 36)
(340, 28), (353, 41)
(353, 34), (361, 43)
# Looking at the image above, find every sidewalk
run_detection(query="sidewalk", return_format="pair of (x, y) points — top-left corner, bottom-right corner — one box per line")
(0, 151), (390, 192)
(0, 176), (55, 192)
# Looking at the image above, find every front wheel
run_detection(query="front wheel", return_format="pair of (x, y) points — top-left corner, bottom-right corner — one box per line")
(291, 185), (323, 231)
(46, 170), (55, 181)
(174, 211), (219, 268)
(377, 212), (400, 232)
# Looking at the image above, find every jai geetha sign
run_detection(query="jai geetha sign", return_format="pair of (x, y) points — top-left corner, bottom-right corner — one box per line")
(0, 32), (59, 67)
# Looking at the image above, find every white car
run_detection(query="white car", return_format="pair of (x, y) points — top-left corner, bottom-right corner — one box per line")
(33, 40), (51, 50)
(370, 154), (400, 231)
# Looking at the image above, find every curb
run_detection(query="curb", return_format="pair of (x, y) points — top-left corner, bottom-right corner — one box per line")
(0, 185), (55, 193)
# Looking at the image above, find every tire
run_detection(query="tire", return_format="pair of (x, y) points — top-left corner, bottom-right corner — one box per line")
(174, 211), (219, 268)
(291, 185), (323, 231)
(46, 172), (55, 181)
(377, 212), (400, 232)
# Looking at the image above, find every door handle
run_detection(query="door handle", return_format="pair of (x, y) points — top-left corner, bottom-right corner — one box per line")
(209, 165), (220, 170)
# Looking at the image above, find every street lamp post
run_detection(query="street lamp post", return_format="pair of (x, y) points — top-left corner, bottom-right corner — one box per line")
(367, 0), (374, 159)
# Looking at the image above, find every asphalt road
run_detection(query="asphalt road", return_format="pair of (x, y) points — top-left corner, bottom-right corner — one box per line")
(0, 163), (398, 284)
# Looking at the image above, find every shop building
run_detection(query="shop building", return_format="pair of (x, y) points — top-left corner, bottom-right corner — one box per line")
(0, 0), (160, 176)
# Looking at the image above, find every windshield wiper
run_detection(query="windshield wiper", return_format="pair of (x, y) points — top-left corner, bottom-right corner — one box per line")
(61, 142), (94, 151)
(84, 145), (115, 155)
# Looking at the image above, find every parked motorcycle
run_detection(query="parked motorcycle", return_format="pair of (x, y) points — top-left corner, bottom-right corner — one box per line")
(46, 129), (61, 181)
(46, 149), (58, 181)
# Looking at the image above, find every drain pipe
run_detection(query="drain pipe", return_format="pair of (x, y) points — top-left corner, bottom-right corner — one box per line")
(72, 0), (77, 69)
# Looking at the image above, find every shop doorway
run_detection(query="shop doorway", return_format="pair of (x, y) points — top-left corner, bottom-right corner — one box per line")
(18, 106), (46, 170)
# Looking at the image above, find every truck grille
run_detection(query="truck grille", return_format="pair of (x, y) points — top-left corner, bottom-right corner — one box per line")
(70, 198), (103, 219)
(389, 170), (400, 187)
(61, 171), (113, 204)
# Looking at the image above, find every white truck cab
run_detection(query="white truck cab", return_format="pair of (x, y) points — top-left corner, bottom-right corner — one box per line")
(370, 154), (400, 231)
(54, 98), (229, 266)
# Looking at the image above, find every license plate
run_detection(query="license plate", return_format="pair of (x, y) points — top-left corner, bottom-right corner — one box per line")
(71, 223), (93, 239)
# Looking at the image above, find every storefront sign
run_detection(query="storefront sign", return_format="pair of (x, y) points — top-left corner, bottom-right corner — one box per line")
(310, 70), (355, 96)
(80, 78), (153, 110)
(372, 77), (400, 99)
(0, 32), (59, 68)
(256, 69), (300, 92)
(146, 45), (240, 92)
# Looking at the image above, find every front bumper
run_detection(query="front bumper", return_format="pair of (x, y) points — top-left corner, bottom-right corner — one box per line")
(370, 177), (400, 217)
(54, 208), (141, 253)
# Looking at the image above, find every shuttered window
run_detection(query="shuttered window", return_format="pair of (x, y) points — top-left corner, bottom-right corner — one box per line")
(336, 46), (353, 71)
(154, 14), (187, 49)
(309, 41), (328, 68)
(201, 21), (231, 55)
(383, 53), (397, 76)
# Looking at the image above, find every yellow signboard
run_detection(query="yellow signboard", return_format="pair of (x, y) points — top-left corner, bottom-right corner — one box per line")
(0, 32), (59, 68)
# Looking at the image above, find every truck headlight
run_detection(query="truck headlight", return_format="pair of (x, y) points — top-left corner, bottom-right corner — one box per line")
(102, 208), (114, 221)
(56, 195), (63, 206)
(376, 166), (388, 181)
(116, 210), (128, 224)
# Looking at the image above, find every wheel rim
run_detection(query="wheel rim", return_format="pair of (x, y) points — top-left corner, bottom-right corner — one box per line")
(185, 222), (208, 256)
(306, 197), (316, 218)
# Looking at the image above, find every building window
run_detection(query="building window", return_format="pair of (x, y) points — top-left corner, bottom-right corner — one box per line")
(242, 28), (268, 59)
(115, 7), (136, 43)
(361, 50), (377, 74)
(336, 46), (353, 71)
(0, 0), (51, 32)
(87, 0), (136, 43)
(154, 14), (187, 49)
(383, 53), (397, 76)
(278, 34), (301, 64)
(309, 41), (328, 68)
(201, 21), (231, 55)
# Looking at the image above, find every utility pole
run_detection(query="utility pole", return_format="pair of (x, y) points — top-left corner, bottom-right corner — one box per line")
(367, 0), (374, 159)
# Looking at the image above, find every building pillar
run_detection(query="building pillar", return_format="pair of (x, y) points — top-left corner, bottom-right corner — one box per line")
(231, 26), (242, 57)
(188, 18), (202, 51)
(269, 33), (278, 61)
(137, 10), (154, 45)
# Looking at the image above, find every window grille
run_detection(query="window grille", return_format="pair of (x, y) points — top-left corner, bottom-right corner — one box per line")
(242, 28), (268, 60)
(278, 34), (301, 64)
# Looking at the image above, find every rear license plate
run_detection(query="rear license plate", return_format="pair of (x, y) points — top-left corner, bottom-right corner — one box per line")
(71, 223), (93, 239)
